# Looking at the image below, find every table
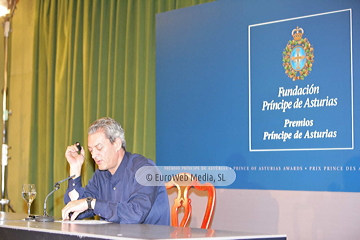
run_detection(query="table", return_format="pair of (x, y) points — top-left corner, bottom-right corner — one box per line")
(0, 212), (286, 240)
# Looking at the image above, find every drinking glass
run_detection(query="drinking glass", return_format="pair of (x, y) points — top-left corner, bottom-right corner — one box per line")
(22, 184), (37, 217)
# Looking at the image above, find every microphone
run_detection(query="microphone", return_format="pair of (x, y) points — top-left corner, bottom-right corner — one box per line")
(35, 174), (76, 222)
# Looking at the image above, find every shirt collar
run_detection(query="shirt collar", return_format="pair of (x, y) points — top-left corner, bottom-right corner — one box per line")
(104, 151), (129, 180)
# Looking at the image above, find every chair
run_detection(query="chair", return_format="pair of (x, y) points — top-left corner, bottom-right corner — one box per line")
(165, 172), (216, 229)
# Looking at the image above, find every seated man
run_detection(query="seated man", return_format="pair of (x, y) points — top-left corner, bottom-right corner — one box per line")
(62, 117), (170, 225)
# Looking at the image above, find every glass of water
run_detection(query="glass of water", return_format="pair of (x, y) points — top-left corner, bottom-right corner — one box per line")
(22, 184), (37, 217)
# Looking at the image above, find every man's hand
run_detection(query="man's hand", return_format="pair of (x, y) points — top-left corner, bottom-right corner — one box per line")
(62, 198), (88, 221)
(65, 144), (85, 178)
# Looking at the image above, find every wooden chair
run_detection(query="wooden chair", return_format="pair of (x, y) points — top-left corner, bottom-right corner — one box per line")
(165, 172), (216, 229)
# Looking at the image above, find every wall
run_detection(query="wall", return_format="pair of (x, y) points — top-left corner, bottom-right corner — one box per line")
(197, 189), (360, 239)
(0, 0), (35, 213)
(158, 0), (360, 239)
(176, 187), (360, 239)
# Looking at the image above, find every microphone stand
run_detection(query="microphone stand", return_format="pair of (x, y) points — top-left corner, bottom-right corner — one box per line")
(35, 174), (75, 222)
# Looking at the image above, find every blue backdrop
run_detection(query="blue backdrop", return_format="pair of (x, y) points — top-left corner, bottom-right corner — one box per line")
(156, 0), (360, 192)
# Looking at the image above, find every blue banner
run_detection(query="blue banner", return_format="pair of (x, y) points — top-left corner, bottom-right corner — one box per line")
(249, 9), (353, 151)
(156, 0), (360, 192)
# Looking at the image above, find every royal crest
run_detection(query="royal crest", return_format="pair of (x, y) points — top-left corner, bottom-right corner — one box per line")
(282, 27), (314, 81)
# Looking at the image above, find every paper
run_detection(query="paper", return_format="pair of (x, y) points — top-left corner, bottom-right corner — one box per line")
(59, 220), (111, 224)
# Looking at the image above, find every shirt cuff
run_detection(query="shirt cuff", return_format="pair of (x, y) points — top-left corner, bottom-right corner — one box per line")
(93, 199), (107, 219)
(68, 176), (82, 191)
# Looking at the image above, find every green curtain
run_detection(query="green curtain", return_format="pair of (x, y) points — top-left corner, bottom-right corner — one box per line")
(29, 0), (214, 218)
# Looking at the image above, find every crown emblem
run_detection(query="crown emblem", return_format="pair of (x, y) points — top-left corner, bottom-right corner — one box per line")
(282, 27), (315, 81)
(292, 27), (304, 41)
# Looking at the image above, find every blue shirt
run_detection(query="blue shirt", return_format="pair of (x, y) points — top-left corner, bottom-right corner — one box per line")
(64, 151), (170, 225)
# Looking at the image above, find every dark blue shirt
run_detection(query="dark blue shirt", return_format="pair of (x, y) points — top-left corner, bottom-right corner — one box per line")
(64, 151), (170, 225)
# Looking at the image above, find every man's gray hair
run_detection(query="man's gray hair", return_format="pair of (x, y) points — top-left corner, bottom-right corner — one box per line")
(88, 117), (126, 149)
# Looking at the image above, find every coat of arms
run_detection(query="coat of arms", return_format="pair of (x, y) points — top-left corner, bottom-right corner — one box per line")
(282, 27), (315, 81)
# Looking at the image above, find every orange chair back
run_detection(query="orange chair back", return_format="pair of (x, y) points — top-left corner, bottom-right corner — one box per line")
(165, 172), (216, 229)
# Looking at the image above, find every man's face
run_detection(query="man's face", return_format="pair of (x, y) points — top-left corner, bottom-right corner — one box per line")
(88, 130), (122, 174)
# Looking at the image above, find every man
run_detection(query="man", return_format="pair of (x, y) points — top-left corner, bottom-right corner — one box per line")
(61, 117), (170, 225)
